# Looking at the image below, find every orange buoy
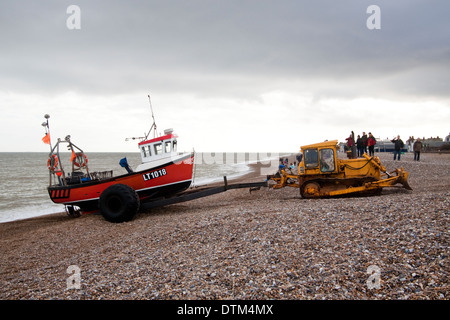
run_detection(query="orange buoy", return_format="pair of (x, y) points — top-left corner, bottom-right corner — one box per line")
(47, 154), (59, 171)
(73, 152), (88, 168)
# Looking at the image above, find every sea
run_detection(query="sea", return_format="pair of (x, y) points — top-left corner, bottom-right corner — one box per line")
(0, 152), (282, 223)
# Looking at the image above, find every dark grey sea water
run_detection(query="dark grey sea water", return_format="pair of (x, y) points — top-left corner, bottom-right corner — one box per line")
(0, 152), (277, 223)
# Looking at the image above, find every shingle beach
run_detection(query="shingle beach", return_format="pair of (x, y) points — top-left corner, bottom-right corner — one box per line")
(1, 152), (448, 300)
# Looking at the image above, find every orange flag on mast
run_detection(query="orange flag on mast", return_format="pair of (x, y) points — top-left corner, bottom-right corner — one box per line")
(42, 132), (51, 145)
(71, 150), (76, 163)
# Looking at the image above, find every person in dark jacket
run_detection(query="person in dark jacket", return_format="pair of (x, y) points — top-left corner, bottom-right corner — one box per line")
(356, 135), (364, 157)
(391, 135), (404, 160)
(361, 132), (368, 154)
(413, 138), (423, 161)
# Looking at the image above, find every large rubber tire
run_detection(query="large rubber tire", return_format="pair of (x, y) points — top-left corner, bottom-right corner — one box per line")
(99, 184), (140, 223)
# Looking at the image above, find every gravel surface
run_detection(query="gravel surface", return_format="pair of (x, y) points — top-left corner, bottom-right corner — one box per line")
(1, 152), (448, 300)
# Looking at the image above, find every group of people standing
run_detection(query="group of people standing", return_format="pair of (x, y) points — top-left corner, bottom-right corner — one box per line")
(346, 132), (423, 161)
(391, 136), (423, 161)
(346, 132), (377, 157)
(356, 132), (377, 157)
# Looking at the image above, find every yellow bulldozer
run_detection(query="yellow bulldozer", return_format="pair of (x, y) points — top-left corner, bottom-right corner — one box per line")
(268, 140), (412, 198)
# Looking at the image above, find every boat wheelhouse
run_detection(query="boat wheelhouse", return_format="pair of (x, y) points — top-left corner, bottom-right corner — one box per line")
(136, 128), (179, 172)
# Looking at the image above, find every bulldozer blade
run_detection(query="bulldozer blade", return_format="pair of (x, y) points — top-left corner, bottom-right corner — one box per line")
(402, 180), (413, 191)
(398, 170), (413, 190)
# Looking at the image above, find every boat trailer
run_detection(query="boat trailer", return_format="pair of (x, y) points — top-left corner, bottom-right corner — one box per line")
(140, 177), (268, 211)
(65, 176), (268, 220)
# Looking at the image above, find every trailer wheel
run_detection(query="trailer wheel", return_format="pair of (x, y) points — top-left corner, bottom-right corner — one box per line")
(99, 184), (140, 223)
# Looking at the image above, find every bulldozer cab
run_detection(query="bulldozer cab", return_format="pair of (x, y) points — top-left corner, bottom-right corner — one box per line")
(299, 140), (339, 176)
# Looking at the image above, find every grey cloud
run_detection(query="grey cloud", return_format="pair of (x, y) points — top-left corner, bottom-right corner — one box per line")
(0, 0), (449, 100)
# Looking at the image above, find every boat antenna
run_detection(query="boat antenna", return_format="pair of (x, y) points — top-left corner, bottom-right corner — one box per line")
(145, 94), (157, 140)
(124, 94), (158, 142)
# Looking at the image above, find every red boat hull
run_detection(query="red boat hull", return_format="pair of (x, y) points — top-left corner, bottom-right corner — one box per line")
(48, 153), (194, 212)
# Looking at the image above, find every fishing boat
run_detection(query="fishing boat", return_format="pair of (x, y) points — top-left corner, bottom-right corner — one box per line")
(42, 96), (195, 222)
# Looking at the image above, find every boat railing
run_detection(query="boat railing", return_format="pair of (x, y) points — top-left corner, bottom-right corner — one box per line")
(90, 170), (114, 181)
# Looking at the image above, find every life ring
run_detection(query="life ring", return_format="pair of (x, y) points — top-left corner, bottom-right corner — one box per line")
(47, 154), (59, 171)
(73, 152), (88, 168)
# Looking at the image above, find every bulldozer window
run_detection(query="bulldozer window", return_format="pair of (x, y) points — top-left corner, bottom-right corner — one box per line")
(319, 148), (335, 173)
(304, 149), (319, 168)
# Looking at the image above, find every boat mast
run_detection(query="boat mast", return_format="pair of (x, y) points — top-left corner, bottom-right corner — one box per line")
(42, 114), (61, 186)
(125, 94), (158, 142)
(145, 94), (157, 140)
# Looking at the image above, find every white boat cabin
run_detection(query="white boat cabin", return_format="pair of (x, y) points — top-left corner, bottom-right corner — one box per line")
(135, 129), (179, 171)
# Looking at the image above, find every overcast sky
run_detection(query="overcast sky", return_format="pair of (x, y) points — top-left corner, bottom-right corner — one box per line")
(1, 0), (449, 153)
